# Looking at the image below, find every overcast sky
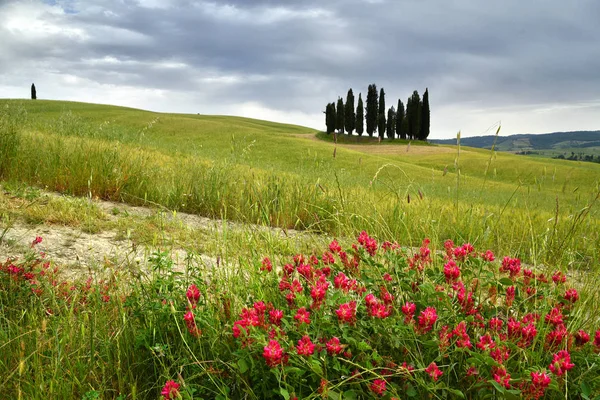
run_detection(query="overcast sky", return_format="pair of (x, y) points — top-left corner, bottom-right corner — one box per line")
(1, 0), (599, 138)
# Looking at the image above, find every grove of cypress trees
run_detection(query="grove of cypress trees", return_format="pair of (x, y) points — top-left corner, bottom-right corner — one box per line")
(356, 93), (364, 136)
(420, 88), (430, 140)
(365, 84), (378, 137)
(408, 90), (421, 140)
(31, 83), (36, 100)
(396, 99), (405, 139)
(336, 97), (345, 133)
(386, 106), (395, 139)
(345, 89), (355, 135)
(377, 87), (386, 139)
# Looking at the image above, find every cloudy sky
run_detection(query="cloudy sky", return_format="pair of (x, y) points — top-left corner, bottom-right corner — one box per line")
(1, 0), (599, 138)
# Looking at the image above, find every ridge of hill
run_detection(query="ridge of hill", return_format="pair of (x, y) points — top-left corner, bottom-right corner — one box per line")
(431, 131), (600, 153)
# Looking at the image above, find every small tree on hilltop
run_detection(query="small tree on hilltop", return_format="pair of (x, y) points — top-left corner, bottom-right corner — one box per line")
(386, 106), (395, 139)
(325, 103), (336, 134)
(396, 99), (405, 139)
(336, 97), (345, 134)
(420, 88), (430, 140)
(365, 84), (378, 137)
(356, 93), (364, 137)
(377, 87), (386, 139)
(345, 89), (355, 135)
(31, 83), (37, 100)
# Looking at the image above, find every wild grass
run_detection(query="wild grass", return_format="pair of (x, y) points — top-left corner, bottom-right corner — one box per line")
(1, 99), (600, 398)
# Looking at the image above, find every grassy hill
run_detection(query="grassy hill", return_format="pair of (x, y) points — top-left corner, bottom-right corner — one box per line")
(1, 99), (600, 267)
(431, 131), (600, 159)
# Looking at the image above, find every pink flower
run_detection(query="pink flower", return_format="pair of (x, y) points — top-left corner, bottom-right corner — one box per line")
(575, 329), (590, 346)
(552, 271), (566, 284)
(369, 302), (391, 319)
(336, 301), (357, 324)
(326, 337), (344, 355)
(417, 307), (438, 333)
(482, 250), (495, 262)
(260, 257), (273, 272)
(31, 236), (43, 247)
(443, 260), (461, 283)
(528, 371), (551, 400)
(186, 284), (201, 305)
(425, 362), (443, 381)
(564, 288), (579, 303)
(329, 239), (342, 254)
(269, 309), (284, 326)
(382, 273), (393, 282)
(263, 339), (285, 367)
(452, 321), (472, 349)
(492, 366), (511, 389)
(322, 252), (335, 265)
(184, 311), (201, 337)
(501, 257), (521, 278)
(357, 231), (378, 256)
(370, 379), (387, 396)
(594, 330), (600, 348)
(489, 317), (503, 331)
(490, 346), (510, 364)
(296, 335), (315, 356)
(310, 276), (329, 309)
(505, 286), (515, 307)
(294, 307), (310, 325)
(476, 334), (496, 351)
(334, 272), (350, 291)
(549, 350), (575, 376)
(545, 307), (563, 326)
(161, 380), (180, 399)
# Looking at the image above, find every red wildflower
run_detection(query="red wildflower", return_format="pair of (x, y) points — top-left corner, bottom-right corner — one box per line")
(326, 337), (344, 355)
(452, 321), (472, 349)
(268, 309), (284, 326)
(294, 307), (310, 325)
(545, 307), (563, 326)
(334, 272), (350, 291)
(520, 322), (537, 347)
(552, 271), (566, 284)
(401, 302), (416, 323)
(263, 339), (285, 367)
(528, 371), (551, 400)
(382, 272), (393, 282)
(184, 311), (201, 337)
(336, 301), (357, 324)
(417, 307), (438, 333)
(370, 379), (387, 396)
(329, 239), (342, 254)
(290, 279), (303, 293)
(296, 335), (315, 356)
(310, 276), (329, 309)
(369, 302), (391, 319)
(549, 350), (574, 376)
(546, 324), (568, 349)
(283, 263), (295, 275)
(297, 263), (313, 280)
(476, 334), (496, 351)
(594, 330), (600, 348)
(490, 345), (510, 364)
(161, 380), (180, 399)
(322, 252), (335, 265)
(505, 286), (515, 307)
(186, 284), (201, 305)
(31, 236), (43, 247)
(260, 257), (273, 272)
(482, 250), (495, 262)
(443, 260), (461, 283)
(357, 231), (378, 256)
(564, 288), (579, 303)
(489, 317), (504, 331)
(492, 366), (511, 388)
(425, 362), (443, 381)
(574, 329), (590, 346)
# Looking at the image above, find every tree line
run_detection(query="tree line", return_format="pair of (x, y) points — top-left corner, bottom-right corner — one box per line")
(325, 84), (430, 141)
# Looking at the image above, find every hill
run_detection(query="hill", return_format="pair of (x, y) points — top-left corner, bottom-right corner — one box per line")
(431, 131), (600, 158)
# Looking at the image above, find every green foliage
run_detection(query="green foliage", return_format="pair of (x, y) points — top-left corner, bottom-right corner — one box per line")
(325, 102), (336, 134)
(396, 99), (405, 139)
(345, 89), (355, 135)
(407, 91), (421, 140)
(356, 94), (364, 137)
(366, 84), (378, 137)
(0, 103), (25, 178)
(336, 97), (345, 133)
(31, 83), (36, 100)
(420, 88), (430, 140)
(386, 106), (396, 139)
(377, 88), (386, 139)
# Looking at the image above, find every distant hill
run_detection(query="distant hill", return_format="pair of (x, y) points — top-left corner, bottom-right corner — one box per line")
(431, 131), (600, 153)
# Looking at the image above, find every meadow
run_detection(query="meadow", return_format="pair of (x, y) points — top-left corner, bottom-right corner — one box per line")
(1, 99), (600, 398)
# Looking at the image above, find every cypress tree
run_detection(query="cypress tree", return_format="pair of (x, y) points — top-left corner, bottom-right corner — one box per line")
(365, 84), (378, 137)
(356, 93), (364, 136)
(377, 87), (386, 139)
(344, 89), (355, 135)
(336, 97), (345, 133)
(386, 106), (395, 139)
(420, 88), (430, 140)
(325, 103), (336, 134)
(408, 91), (421, 140)
(31, 83), (37, 100)
(396, 99), (405, 139)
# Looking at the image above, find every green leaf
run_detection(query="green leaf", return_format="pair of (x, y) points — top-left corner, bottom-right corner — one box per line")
(311, 359), (323, 375)
(357, 341), (372, 351)
(446, 388), (465, 398)
(406, 383), (418, 397)
(343, 390), (358, 400)
(489, 380), (506, 394)
(499, 278), (513, 286)
(237, 358), (249, 374)
(581, 381), (591, 399)
(327, 391), (342, 400)
(279, 388), (290, 400)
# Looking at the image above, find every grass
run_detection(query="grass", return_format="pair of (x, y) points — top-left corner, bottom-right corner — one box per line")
(1, 98), (600, 398)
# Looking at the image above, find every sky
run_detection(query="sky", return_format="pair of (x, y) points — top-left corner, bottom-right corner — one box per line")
(1, 0), (599, 139)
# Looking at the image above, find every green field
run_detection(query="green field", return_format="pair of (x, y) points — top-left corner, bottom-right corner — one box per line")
(2, 99), (599, 267)
(2, 99), (600, 398)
